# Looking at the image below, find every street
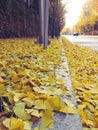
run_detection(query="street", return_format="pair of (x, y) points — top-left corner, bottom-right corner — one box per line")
(64, 35), (98, 51)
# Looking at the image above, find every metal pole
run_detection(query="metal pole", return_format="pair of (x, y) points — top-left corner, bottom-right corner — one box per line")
(44, 0), (49, 49)
(39, 0), (44, 44)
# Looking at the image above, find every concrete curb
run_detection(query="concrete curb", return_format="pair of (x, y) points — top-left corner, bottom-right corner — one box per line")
(54, 47), (83, 130)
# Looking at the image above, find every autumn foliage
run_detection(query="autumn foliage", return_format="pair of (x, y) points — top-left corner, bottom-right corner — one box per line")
(0, 39), (78, 130)
(74, 0), (98, 35)
(62, 37), (98, 129)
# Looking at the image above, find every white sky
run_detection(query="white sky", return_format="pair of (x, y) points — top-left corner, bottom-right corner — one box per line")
(62, 0), (86, 28)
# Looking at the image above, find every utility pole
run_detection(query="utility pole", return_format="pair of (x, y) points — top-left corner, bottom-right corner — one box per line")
(39, 0), (49, 49)
(39, 0), (44, 44)
(44, 0), (49, 49)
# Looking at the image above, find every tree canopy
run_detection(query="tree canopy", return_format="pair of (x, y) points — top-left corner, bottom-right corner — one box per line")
(0, 0), (66, 38)
(74, 0), (98, 35)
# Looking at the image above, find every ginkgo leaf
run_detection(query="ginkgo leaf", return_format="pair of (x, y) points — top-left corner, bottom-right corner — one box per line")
(3, 118), (10, 129)
(33, 86), (42, 93)
(14, 93), (26, 102)
(66, 107), (79, 114)
(11, 74), (20, 82)
(13, 102), (31, 120)
(85, 120), (94, 127)
(43, 100), (53, 109)
(22, 98), (34, 107)
(27, 92), (35, 100)
(34, 100), (44, 110)
(56, 78), (64, 85)
(3, 117), (24, 130)
(0, 77), (4, 83)
(24, 121), (32, 130)
(0, 84), (5, 92)
(31, 109), (40, 118)
(48, 97), (61, 110)
(42, 66), (50, 72)
(59, 105), (67, 113)
(41, 109), (54, 129)
(10, 117), (24, 129)
(11, 84), (22, 90)
(34, 127), (39, 130)
(34, 79), (42, 86)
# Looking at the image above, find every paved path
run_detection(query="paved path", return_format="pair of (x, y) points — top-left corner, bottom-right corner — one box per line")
(64, 35), (98, 51)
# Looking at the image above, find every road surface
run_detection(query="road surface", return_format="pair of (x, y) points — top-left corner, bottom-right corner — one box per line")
(64, 35), (98, 51)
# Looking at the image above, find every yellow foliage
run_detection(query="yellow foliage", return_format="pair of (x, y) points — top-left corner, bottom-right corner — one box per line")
(0, 38), (75, 129)
(62, 37), (98, 129)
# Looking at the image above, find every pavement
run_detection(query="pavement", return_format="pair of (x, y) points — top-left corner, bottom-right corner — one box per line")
(65, 35), (98, 51)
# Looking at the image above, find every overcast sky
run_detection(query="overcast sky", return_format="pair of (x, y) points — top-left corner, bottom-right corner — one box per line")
(62, 0), (86, 28)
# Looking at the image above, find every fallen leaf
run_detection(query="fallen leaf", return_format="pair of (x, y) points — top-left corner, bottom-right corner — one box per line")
(13, 102), (31, 120)
(24, 121), (32, 130)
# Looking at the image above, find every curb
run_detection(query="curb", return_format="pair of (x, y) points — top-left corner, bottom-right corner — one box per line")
(54, 40), (83, 130)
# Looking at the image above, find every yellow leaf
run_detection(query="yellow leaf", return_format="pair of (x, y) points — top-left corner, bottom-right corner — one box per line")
(27, 92), (35, 100)
(13, 102), (31, 120)
(38, 94), (48, 100)
(0, 77), (4, 83)
(10, 117), (24, 130)
(34, 127), (39, 130)
(56, 78), (64, 85)
(53, 88), (63, 96)
(3, 117), (24, 130)
(14, 93), (26, 102)
(85, 120), (94, 127)
(24, 121), (32, 130)
(94, 115), (98, 128)
(31, 109), (40, 118)
(43, 100), (52, 109)
(3, 118), (10, 129)
(11, 84), (22, 90)
(48, 97), (61, 110)
(34, 79), (41, 86)
(41, 109), (54, 129)
(59, 105), (67, 113)
(66, 107), (79, 114)
(42, 66), (50, 71)
(34, 100), (44, 110)
(33, 87), (42, 93)
(22, 98), (34, 107)
(0, 84), (5, 92)
(11, 74), (20, 82)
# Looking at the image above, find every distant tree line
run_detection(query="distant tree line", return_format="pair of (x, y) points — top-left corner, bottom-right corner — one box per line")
(74, 0), (98, 35)
(0, 0), (66, 38)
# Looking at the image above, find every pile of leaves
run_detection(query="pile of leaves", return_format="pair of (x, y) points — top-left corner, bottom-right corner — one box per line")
(62, 37), (98, 129)
(0, 38), (77, 130)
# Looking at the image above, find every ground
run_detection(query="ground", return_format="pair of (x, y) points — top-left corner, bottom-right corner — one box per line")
(0, 37), (98, 130)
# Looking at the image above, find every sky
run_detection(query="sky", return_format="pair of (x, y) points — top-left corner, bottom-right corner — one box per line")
(62, 0), (86, 28)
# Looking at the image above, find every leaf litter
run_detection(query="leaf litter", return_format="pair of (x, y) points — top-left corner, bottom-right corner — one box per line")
(62, 37), (98, 129)
(0, 38), (77, 130)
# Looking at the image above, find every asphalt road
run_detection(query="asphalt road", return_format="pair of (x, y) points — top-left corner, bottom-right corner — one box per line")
(64, 35), (98, 51)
